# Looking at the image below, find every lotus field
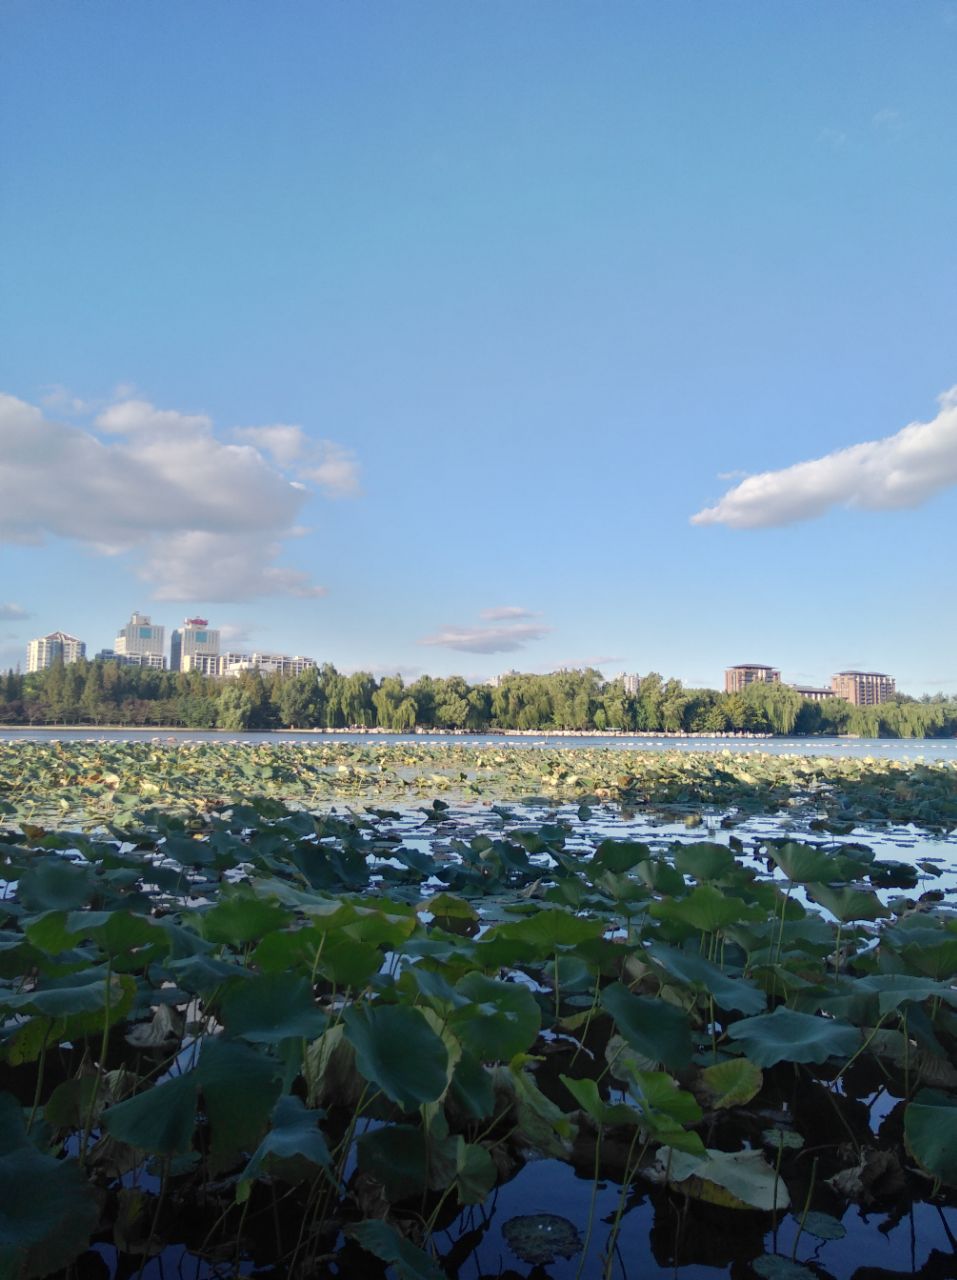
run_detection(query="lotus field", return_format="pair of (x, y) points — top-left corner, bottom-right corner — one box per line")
(1, 740), (956, 1280)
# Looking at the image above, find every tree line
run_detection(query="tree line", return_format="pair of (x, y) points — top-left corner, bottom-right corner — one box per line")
(1, 661), (956, 738)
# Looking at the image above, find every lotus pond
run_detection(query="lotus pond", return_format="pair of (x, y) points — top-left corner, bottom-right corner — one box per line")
(1, 742), (956, 1280)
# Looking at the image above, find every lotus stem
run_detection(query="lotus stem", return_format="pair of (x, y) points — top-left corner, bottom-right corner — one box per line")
(791, 1156), (818, 1261)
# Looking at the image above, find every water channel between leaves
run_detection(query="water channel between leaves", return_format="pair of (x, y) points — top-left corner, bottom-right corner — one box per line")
(0, 741), (955, 1280)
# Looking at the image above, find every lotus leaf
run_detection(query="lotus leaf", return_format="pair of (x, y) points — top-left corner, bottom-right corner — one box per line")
(727, 1006), (860, 1067)
(904, 1089), (957, 1185)
(343, 1004), (449, 1109)
(349, 1218), (445, 1280)
(601, 981), (693, 1070)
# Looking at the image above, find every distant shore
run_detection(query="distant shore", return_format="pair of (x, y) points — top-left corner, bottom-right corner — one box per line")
(0, 724), (779, 738)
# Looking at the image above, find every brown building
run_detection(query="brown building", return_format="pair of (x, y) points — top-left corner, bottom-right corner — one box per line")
(831, 671), (896, 706)
(793, 685), (834, 702)
(724, 664), (781, 694)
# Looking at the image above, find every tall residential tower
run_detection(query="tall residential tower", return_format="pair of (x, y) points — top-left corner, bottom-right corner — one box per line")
(26, 631), (86, 672)
(170, 618), (220, 672)
(113, 612), (166, 669)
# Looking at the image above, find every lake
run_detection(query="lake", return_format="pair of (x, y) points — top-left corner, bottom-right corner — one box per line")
(2, 726), (956, 761)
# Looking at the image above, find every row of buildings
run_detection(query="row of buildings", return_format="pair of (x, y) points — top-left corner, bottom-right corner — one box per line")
(724, 663), (896, 707)
(22, 624), (899, 708)
(25, 614), (317, 679)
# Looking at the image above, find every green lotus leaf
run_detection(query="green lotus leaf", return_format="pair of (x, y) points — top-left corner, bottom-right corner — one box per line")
(673, 843), (736, 882)
(448, 1050), (495, 1120)
(343, 1004), (449, 1109)
(904, 1089), (957, 1186)
(349, 1218), (445, 1280)
(356, 1125), (428, 1201)
(591, 839), (652, 873)
(219, 974), (327, 1044)
(481, 908), (605, 953)
(102, 1070), (198, 1156)
(697, 1058), (763, 1109)
(560, 1074), (640, 1127)
(651, 885), (762, 934)
(646, 941), (766, 1014)
(200, 887), (291, 945)
(800, 1210), (846, 1240)
(600, 981), (693, 1070)
(727, 1007), (860, 1067)
(753, 1256), (815, 1279)
(502, 1214), (582, 1265)
(198, 1037), (283, 1171)
(451, 972), (542, 1062)
(237, 1094), (332, 1201)
(765, 842), (839, 883)
(17, 858), (96, 912)
(0, 1094), (98, 1278)
(652, 1145), (790, 1211)
(454, 1139), (497, 1204)
(856, 973), (957, 1016)
(804, 882), (888, 923)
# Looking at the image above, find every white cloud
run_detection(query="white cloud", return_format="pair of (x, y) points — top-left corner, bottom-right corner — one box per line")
(692, 387), (957, 529)
(218, 622), (255, 646)
(818, 127), (848, 151)
(872, 107), (902, 135)
(0, 603), (30, 621)
(234, 427), (361, 497)
(480, 605), (540, 621)
(557, 655), (623, 670)
(40, 385), (97, 415)
(298, 443), (362, 498)
(233, 425), (307, 466)
(421, 616), (551, 654)
(0, 392), (357, 600)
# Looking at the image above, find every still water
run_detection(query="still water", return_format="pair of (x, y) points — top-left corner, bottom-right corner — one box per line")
(1, 726), (956, 761)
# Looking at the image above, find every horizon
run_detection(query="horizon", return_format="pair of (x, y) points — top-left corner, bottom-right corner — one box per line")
(2, 3), (956, 696)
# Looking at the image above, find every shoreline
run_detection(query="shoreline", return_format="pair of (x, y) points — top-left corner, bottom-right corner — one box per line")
(0, 724), (784, 739)
(0, 724), (952, 744)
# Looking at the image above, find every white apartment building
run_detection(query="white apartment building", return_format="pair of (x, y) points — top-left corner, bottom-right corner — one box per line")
(170, 618), (220, 672)
(222, 652), (317, 678)
(618, 672), (641, 695)
(114, 612), (166, 668)
(27, 631), (86, 672)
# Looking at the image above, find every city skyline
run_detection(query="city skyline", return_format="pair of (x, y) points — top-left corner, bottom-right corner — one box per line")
(2, 5), (956, 694)
(21, 614), (907, 702)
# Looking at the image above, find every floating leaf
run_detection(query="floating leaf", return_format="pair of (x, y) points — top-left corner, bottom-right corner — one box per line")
(800, 1210), (846, 1240)
(650, 1146), (790, 1211)
(502, 1214), (582, 1265)
(753, 1256), (815, 1280)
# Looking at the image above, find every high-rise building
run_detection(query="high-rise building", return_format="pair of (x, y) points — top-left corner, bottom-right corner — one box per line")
(724, 664), (781, 694)
(170, 618), (220, 672)
(831, 671), (896, 706)
(114, 612), (166, 669)
(618, 673), (641, 695)
(26, 631), (86, 672)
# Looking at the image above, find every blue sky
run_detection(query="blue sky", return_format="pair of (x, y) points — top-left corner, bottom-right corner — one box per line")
(2, 2), (956, 692)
